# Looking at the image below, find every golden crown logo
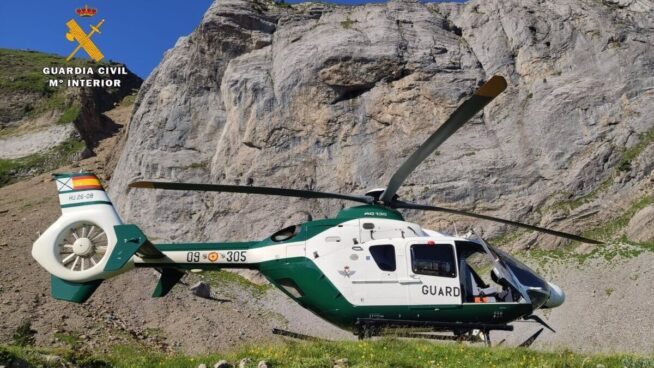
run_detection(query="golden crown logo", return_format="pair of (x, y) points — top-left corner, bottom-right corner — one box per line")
(76, 5), (97, 17)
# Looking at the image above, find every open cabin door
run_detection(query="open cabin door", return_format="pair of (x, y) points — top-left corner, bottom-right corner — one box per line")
(404, 241), (462, 307)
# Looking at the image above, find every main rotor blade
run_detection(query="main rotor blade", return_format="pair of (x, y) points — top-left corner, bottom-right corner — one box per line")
(129, 181), (374, 204)
(380, 76), (507, 204)
(393, 201), (603, 244)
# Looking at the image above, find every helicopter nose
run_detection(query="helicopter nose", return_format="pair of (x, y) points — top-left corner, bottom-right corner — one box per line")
(543, 282), (565, 308)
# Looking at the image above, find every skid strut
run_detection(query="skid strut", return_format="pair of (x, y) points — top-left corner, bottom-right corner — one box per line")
(354, 318), (512, 343)
(272, 328), (324, 341)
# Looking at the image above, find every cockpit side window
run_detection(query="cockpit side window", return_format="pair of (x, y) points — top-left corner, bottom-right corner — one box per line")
(271, 225), (300, 242)
(410, 244), (456, 278)
(369, 244), (396, 271)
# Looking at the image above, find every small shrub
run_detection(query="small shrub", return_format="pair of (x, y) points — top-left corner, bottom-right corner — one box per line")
(12, 320), (36, 346)
(341, 17), (357, 29)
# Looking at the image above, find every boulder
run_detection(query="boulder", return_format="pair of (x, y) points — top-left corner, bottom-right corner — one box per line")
(215, 360), (231, 368)
(238, 358), (252, 368)
(190, 282), (211, 299)
(626, 205), (654, 243)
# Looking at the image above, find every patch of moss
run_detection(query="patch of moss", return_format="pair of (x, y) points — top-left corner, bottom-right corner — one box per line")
(187, 161), (208, 170)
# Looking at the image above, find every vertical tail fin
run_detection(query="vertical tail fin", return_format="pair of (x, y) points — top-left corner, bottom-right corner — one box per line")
(32, 172), (133, 302)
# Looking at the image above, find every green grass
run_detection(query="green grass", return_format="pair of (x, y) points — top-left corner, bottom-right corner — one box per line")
(0, 48), (113, 123)
(512, 197), (654, 270)
(1, 339), (652, 368)
(549, 126), (654, 213)
(581, 195), (653, 248)
(200, 270), (270, 296)
(617, 127), (654, 172)
(488, 229), (528, 247)
(550, 176), (613, 213)
(0, 48), (107, 93)
(54, 331), (81, 346)
(11, 320), (36, 347)
(0, 138), (85, 187)
(56, 104), (81, 124)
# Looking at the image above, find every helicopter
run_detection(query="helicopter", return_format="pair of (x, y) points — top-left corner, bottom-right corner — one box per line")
(32, 75), (601, 345)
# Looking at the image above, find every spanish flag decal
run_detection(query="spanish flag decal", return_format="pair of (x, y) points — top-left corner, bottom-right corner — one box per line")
(55, 173), (105, 192)
(71, 175), (103, 190)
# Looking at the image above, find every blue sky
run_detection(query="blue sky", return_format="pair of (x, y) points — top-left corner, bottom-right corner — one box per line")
(0, 0), (461, 79)
(0, 0), (214, 78)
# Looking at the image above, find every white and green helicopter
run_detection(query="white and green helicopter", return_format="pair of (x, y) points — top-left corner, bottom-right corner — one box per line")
(32, 76), (600, 345)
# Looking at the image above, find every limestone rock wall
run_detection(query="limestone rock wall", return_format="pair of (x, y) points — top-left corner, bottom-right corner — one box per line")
(110, 0), (654, 248)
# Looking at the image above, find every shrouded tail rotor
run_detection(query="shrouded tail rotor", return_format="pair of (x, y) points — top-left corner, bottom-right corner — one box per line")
(32, 173), (131, 302)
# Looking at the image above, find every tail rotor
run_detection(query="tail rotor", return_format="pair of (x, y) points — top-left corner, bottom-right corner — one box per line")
(32, 172), (133, 302)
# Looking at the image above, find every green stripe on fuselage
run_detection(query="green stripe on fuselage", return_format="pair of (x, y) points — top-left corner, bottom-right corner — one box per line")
(259, 257), (532, 330)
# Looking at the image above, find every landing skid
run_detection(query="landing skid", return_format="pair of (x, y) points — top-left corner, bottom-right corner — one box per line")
(272, 328), (325, 341)
(354, 318), (513, 346)
(518, 328), (544, 348)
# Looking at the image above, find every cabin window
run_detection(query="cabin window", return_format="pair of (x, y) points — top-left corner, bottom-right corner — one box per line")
(411, 244), (456, 278)
(369, 244), (396, 271)
(271, 225), (300, 242)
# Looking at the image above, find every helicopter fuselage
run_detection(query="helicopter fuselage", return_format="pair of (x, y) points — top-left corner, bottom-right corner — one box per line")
(129, 205), (555, 331)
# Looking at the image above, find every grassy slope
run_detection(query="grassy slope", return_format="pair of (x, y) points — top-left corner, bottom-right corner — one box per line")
(0, 48), (106, 122)
(2, 339), (652, 368)
(0, 49), (97, 187)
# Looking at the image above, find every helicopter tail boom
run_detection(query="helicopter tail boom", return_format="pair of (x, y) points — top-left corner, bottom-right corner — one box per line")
(32, 173), (278, 303)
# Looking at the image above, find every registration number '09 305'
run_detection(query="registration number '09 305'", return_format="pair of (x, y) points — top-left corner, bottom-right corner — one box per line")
(185, 251), (247, 263)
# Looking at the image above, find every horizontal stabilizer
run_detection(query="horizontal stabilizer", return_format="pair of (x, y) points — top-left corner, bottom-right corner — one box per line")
(152, 268), (186, 298)
(104, 224), (164, 272)
(51, 275), (102, 303)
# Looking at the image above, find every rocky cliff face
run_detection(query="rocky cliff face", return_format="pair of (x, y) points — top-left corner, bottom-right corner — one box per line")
(111, 0), (653, 248)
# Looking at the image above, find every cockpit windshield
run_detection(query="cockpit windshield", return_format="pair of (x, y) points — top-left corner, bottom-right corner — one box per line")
(455, 239), (551, 307)
(489, 246), (548, 290)
(489, 245), (551, 308)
